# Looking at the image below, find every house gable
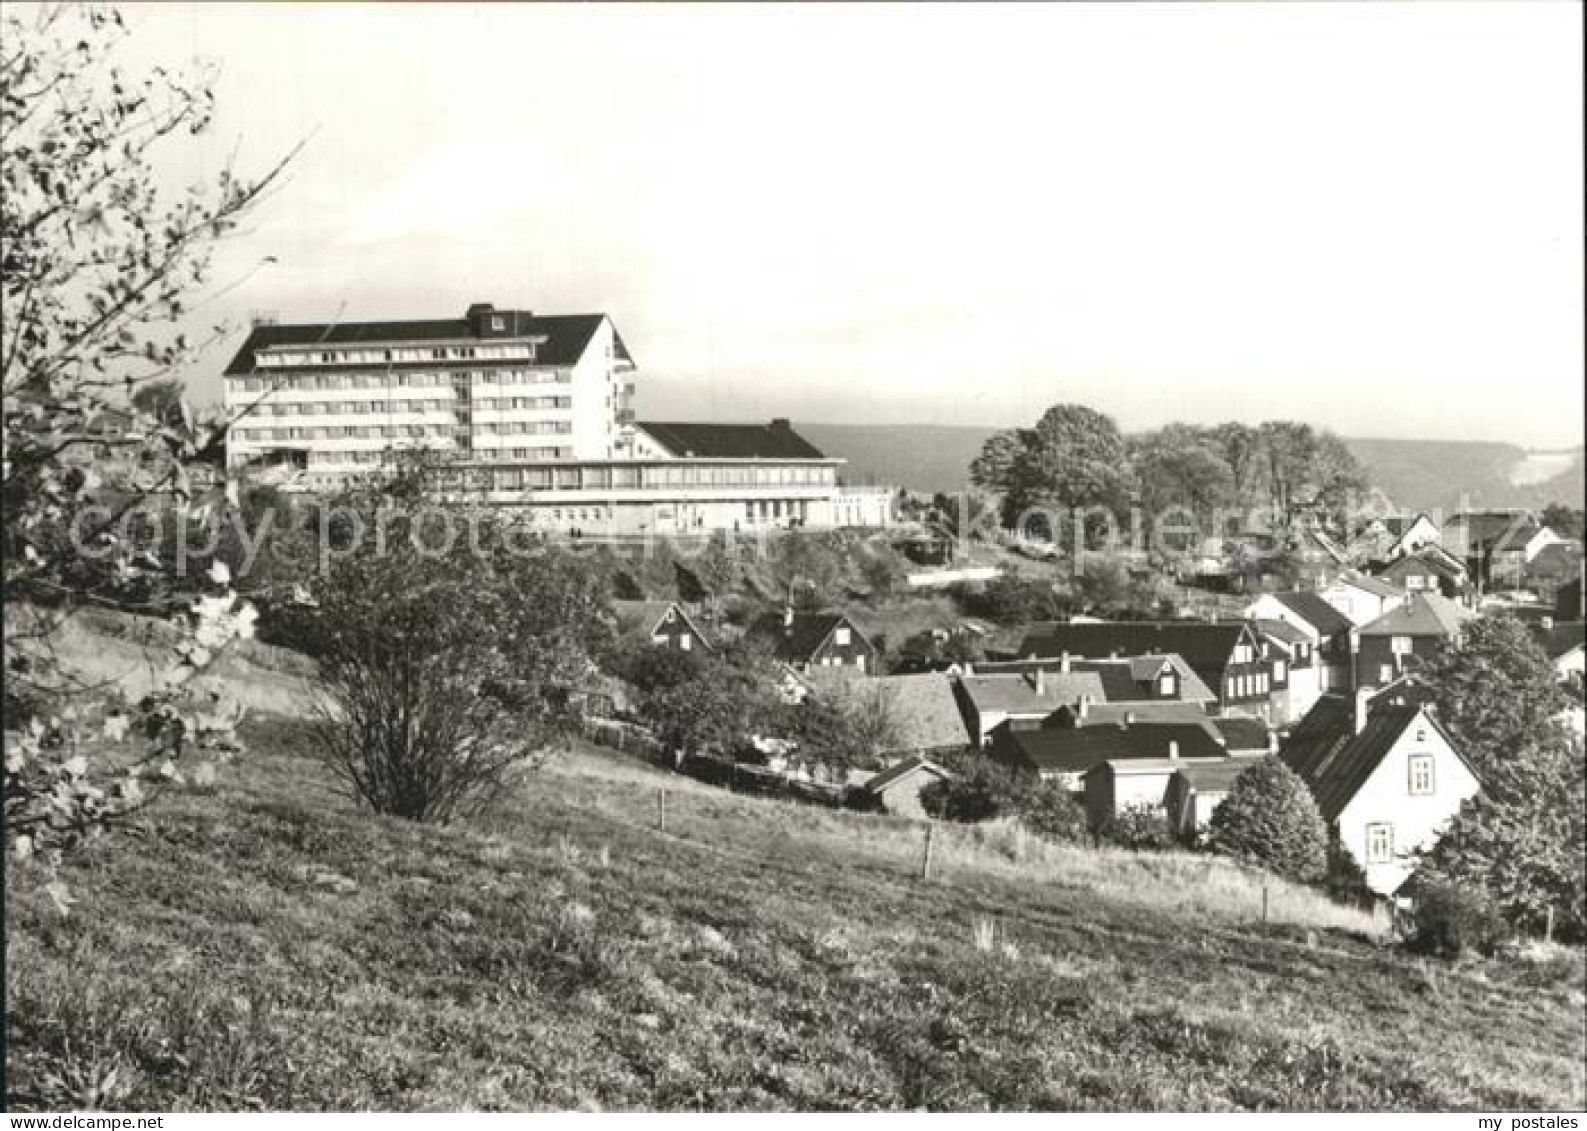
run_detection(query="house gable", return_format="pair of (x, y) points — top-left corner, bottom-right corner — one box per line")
(1333, 706), (1481, 897)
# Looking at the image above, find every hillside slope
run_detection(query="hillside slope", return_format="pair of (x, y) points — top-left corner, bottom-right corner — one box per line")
(7, 711), (1583, 1111)
(801, 423), (1585, 511)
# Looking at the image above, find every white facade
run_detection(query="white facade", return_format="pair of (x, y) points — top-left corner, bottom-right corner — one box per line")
(1316, 578), (1400, 627)
(1335, 708), (1480, 897)
(221, 305), (894, 532)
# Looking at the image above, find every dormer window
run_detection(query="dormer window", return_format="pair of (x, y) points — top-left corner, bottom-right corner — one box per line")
(1157, 673), (1176, 696)
(490, 315), (505, 332)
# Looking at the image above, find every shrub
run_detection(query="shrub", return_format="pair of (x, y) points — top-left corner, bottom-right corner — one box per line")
(1324, 837), (1375, 908)
(1016, 779), (1088, 843)
(1100, 802), (1176, 851)
(1203, 756), (1329, 885)
(920, 759), (1020, 823)
(1407, 878), (1511, 958)
(305, 461), (609, 822)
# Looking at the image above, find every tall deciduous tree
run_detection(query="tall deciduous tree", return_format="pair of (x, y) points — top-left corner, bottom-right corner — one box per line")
(998, 404), (1136, 537)
(2, 3), (293, 875)
(1418, 613), (1569, 781)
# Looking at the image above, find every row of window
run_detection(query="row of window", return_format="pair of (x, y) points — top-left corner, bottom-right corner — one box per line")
(251, 396), (574, 416)
(237, 425), (462, 441)
(1225, 671), (1271, 700)
(233, 368), (569, 393)
(255, 343), (533, 368)
(305, 446), (574, 466)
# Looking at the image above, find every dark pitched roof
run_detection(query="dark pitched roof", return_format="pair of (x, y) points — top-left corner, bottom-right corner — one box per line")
(1280, 686), (1471, 821)
(612, 600), (711, 649)
(1375, 548), (1468, 583)
(223, 311), (622, 375)
(1003, 722), (1226, 776)
(1210, 716), (1272, 752)
(749, 611), (868, 663)
(968, 655), (1217, 704)
(1172, 758), (1258, 793)
(863, 756), (953, 794)
(1253, 618), (1312, 647)
(637, 421), (826, 460)
(1269, 592), (1354, 638)
(1016, 621), (1254, 669)
(1529, 621), (1585, 662)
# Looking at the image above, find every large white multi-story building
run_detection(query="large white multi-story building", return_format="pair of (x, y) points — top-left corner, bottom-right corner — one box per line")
(221, 302), (893, 533)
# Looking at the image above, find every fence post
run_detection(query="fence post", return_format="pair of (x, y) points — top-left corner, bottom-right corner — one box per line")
(1261, 885), (1269, 925)
(1546, 905), (1556, 946)
(658, 788), (667, 834)
(920, 822), (935, 881)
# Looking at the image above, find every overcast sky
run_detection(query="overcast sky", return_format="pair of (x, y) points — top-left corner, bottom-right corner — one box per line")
(127, 2), (1583, 446)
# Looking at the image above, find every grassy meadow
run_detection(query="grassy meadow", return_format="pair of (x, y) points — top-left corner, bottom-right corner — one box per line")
(7, 712), (1584, 1112)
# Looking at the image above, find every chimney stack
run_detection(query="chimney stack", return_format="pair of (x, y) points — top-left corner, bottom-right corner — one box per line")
(1034, 667), (1047, 697)
(1060, 651), (1071, 673)
(1542, 615), (1554, 631)
(1077, 694), (1091, 723)
(1168, 740), (1180, 761)
(1354, 686), (1374, 736)
(1124, 710), (1136, 726)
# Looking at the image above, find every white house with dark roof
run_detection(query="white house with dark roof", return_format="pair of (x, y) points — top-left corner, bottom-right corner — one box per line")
(1282, 682), (1481, 897)
(612, 600), (713, 654)
(221, 303), (893, 532)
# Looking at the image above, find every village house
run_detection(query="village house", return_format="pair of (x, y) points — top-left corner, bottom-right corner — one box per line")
(1163, 759), (1255, 842)
(954, 668), (1108, 747)
(748, 609), (877, 675)
(1015, 621), (1275, 718)
(1442, 509), (1565, 591)
(1370, 546), (1471, 601)
(1523, 541), (1585, 591)
(995, 720), (1226, 792)
(612, 599), (713, 654)
(1244, 590), (1355, 692)
(1250, 618), (1323, 725)
(972, 653), (1219, 714)
(1353, 591), (1473, 689)
(1351, 512), (1442, 564)
(1528, 618), (1585, 691)
(1316, 571), (1405, 627)
(1281, 682), (1482, 898)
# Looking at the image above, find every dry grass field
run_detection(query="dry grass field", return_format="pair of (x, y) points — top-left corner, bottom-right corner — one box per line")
(7, 708), (1584, 1111)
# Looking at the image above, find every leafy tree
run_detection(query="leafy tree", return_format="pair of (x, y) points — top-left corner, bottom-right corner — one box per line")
(1411, 731), (1585, 943)
(920, 759), (1021, 823)
(788, 679), (904, 775)
(1419, 613), (1569, 781)
(1016, 778), (1087, 843)
(612, 642), (709, 696)
(858, 544), (908, 599)
(1099, 802), (1176, 851)
(998, 404), (1136, 538)
(1540, 503), (1583, 541)
(304, 458), (610, 822)
(968, 429), (1031, 497)
(1129, 424), (1237, 519)
(641, 642), (786, 762)
(951, 570), (1067, 626)
(1203, 757), (1329, 884)
(1406, 878), (1511, 958)
(1256, 422), (1367, 534)
(129, 378), (186, 430)
(2, 3), (293, 878)
(1209, 422), (1265, 507)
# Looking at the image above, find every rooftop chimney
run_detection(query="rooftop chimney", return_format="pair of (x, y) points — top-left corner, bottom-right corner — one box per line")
(1060, 651), (1071, 673)
(770, 417), (791, 432)
(1034, 668), (1047, 698)
(1124, 710), (1136, 726)
(1542, 615), (1554, 631)
(1168, 739), (1180, 761)
(1077, 694), (1091, 723)
(1353, 685), (1374, 736)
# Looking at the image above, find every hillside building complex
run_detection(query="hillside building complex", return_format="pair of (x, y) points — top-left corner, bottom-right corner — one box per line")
(221, 303), (893, 533)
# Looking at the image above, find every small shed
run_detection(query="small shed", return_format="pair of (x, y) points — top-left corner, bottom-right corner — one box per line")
(860, 757), (953, 820)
